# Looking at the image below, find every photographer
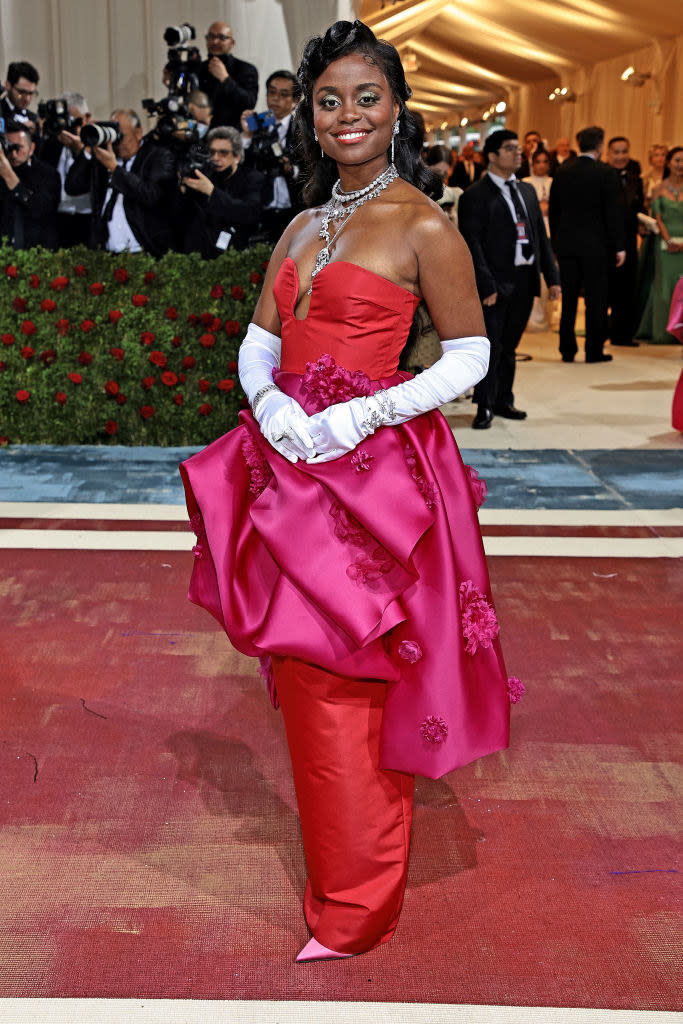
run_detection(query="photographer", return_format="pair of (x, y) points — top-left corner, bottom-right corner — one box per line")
(2, 61), (40, 137)
(241, 69), (303, 244)
(0, 121), (59, 248)
(178, 126), (263, 255)
(65, 108), (176, 255)
(37, 91), (93, 247)
(198, 21), (258, 130)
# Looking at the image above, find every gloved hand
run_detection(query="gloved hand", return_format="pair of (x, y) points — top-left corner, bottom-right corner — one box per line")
(238, 321), (315, 462)
(306, 335), (490, 463)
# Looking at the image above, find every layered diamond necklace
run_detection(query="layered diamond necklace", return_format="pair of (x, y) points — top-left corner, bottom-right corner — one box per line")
(308, 162), (399, 293)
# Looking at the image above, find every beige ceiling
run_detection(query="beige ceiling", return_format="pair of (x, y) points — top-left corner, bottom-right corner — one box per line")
(361, 0), (683, 126)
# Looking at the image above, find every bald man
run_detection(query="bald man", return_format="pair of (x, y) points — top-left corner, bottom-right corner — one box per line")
(199, 21), (258, 130)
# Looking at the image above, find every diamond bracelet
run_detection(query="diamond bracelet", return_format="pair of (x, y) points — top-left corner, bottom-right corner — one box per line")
(251, 383), (279, 414)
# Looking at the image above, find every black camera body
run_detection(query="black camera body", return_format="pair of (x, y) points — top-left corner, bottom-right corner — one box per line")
(177, 142), (212, 181)
(163, 23), (202, 100)
(80, 121), (122, 148)
(248, 117), (287, 176)
(38, 98), (82, 137)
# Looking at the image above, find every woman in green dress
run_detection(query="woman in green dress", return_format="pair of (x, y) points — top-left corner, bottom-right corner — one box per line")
(649, 146), (683, 343)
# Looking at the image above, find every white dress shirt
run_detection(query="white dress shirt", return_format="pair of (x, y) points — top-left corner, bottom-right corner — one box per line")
(103, 156), (141, 253)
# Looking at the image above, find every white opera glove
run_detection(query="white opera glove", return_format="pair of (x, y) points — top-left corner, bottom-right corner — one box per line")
(238, 322), (316, 463)
(306, 335), (490, 464)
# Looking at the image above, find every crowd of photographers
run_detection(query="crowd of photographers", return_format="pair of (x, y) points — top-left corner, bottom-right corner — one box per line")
(0, 21), (305, 258)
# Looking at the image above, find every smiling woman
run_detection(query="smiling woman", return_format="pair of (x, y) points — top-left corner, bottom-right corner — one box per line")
(180, 18), (520, 965)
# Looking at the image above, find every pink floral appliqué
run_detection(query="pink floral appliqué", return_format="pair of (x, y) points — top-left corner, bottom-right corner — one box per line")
(301, 353), (374, 412)
(420, 715), (449, 745)
(351, 449), (374, 473)
(347, 547), (394, 585)
(404, 444), (439, 510)
(258, 655), (279, 710)
(329, 500), (372, 548)
(398, 640), (423, 663)
(241, 435), (273, 497)
(464, 464), (488, 509)
(459, 579), (499, 655)
(189, 511), (206, 560)
(507, 676), (526, 704)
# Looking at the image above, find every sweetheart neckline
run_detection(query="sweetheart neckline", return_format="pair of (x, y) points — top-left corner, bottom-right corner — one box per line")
(281, 256), (420, 303)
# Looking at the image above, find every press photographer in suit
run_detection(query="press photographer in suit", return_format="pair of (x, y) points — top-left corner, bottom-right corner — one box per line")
(37, 91), (93, 247)
(0, 121), (60, 248)
(459, 129), (561, 429)
(65, 109), (176, 255)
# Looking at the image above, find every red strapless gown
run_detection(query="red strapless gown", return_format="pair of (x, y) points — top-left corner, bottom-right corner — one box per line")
(180, 258), (513, 954)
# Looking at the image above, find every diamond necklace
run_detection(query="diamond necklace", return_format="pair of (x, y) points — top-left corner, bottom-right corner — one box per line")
(308, 163), (398, 293)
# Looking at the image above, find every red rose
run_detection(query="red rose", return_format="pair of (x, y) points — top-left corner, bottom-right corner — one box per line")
(16, 389), (30, 403)
(178, 372), (187, 383)
(198, 378), (210, 393)
(78, 352), (93, 365)
(165, 306), (178, 320)
(143, 270), (156, 284)
(227, 359), (238, 372)
(218, 378), (235, 392)
(50, 275), (69, 291)
(2, 334), (15, 346)
(40, 298), (57, 312)
(67, 372), (82, 384)
(211, 316), (222, 332)
(231, 286), (245, 300)
(104, 380), (120, 395)
(250, 271), (262, 284)
(55, 391), (67, 405)
(21, 346), (34, 359)
(113, 267), (129, 283)
(200, 333), (215, 348)
(140, 405), (155, 419)
(90, 282), (104, 295)
(171, 335), (182, 348)
(262, 260), (270, 270)
(5, 264), (18, 278)
(110, 347), (124, 361)
(40, 349), (57, 365)
(187, 313), (200, 326)
(181, 355), (196, 369)
(0, 436), (9, 445)
(81, 319), (96, 333)
(109, 310), (123, 323)
(29, 274), (40, 288)
(104, 419), (118, 435)
(199, 402), (213, 415)
(13, 297), (27, 312)
(148, 350), (167, 367)
(56, 318), (70, 336)
(225, 320), (240, 337)
(21, 320), (36, 336)
(173, 393), (184, 406)
(132, 294), (148, 307)
(140, 331), (156, 346)
(142, 376), (156, 390)
(115, 393), (127, 405)
(73, 264), (87, 277)
(161, 370), (178, 387)
(210, 284), (224, 299)
(0, 361), (5, 371)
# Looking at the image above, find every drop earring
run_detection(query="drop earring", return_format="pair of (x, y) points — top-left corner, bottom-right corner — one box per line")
(391, 119), (399, 164)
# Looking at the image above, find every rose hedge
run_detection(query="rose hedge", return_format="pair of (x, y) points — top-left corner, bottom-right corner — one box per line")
(0, 241), (272, 446)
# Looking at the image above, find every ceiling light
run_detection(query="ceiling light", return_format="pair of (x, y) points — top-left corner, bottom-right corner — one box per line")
(495, 101), (506, 113)
(548, 86), (576, 103)
(482, 111), (490, 121)
(621, 66), (651, 86)
(460, 117), (469, 127)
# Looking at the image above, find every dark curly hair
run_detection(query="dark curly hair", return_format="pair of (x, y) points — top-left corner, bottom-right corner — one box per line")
(294, 20), (442, 207)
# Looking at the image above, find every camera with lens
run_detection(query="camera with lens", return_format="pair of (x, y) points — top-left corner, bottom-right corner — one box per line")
(80, 121), (122, 148)
(0, 132), (21, 156)
(177, 142), (212, 181)
(38, 98), (82, 137)
(247, 112), (287, 176)
(163, 23), (202, 100)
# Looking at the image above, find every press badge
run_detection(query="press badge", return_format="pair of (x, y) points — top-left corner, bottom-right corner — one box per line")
(216, 230), (232, 250)
(516, 221), (528, 241)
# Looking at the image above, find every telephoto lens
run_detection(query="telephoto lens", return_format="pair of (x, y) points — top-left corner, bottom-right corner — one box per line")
(164, 23), (195, 46)
(80, 121), (121, 147)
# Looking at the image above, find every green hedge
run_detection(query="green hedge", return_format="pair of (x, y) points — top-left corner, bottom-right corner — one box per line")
(0, 241), (271, 446)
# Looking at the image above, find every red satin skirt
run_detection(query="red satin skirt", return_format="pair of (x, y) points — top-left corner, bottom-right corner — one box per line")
(273, 656), (414, 955)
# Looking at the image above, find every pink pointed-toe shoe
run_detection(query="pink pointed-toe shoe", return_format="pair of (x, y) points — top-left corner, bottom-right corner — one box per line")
(295, 937), (353, 962)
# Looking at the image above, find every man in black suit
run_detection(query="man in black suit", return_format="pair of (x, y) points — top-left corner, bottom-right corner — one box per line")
(606, 136), (644, 347)
(0, 121), (60, 248)
(199, 21), (258, 131)
(241, 69), (303, 243)
(549, 126), (626, 363)
(459, 129), (561, 429)
(1, 61), (39, 137)
(37, 91), (94, 248)
(449, 141), (483, 190)
(65, 109), (176, 256)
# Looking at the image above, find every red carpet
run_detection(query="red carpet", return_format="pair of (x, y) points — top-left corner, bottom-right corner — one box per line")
(1, 550), (680, 1009)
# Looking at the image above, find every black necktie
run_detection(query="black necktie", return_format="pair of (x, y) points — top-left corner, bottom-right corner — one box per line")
(505, 180), (534, 259)
(102, 176), (118, 222)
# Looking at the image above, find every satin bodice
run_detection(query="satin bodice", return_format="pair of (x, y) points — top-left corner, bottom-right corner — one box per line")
(274, 257), (420, 379)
